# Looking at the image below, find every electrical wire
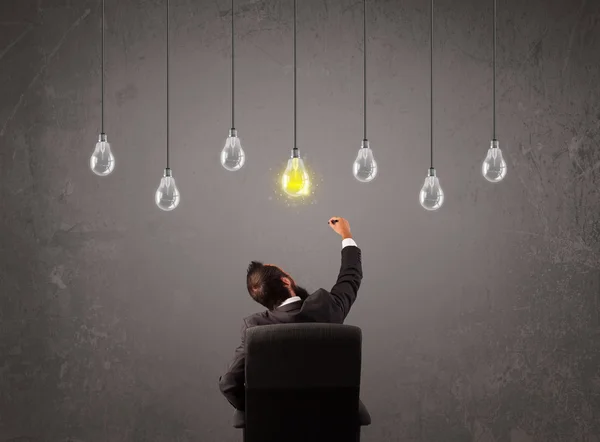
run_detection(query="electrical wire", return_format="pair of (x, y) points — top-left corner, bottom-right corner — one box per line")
(166, 0), (170, 168)
(430, 0), (434, 169)
(101, 0), (105, 134)
(493, 0), (497, 140)
(231, 0), (235, 129)
(293, 0), (297, 150)
(363, 0), (367, 141)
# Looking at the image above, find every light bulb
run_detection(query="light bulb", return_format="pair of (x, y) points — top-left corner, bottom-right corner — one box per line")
(155, 168), (181, 211)
(353, 139), (378, 182)
(90, 133), (115, 176)
(221, 128), (246, 171)
(482, 140), (507, 183)
(281, 148), (310, 197)
(419, 168), (444, 211)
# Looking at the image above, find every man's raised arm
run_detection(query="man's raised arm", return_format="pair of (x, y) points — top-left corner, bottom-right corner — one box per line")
(327, 217), (363, 321)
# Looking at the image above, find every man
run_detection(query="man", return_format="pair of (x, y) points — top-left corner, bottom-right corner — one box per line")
(218, 216), (362, 411)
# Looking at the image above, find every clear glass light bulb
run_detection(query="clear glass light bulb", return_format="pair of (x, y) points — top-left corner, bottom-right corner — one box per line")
(155, 168), (181, 211)
(353, 139), (378, 182)
(221, 128), (246, 171)
(281, 148), (310, 197)
(419, 168), (444, 211)
(482, 140), (507, 183)
(90, 133), (115, 176)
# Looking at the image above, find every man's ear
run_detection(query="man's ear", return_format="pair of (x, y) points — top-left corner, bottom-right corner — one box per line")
(281, 276), (292, 288)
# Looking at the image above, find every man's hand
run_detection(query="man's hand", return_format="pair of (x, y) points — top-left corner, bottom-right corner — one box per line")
(328, 217), (352, 240)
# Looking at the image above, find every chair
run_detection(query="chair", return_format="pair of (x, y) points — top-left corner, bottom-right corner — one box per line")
(232, 323), (371, 442)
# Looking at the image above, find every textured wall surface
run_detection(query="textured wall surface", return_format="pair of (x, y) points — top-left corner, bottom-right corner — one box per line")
(1, 0), (599, 441)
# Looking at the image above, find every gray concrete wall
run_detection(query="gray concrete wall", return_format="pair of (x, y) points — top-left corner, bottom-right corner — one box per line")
(1, 0), (599, 440)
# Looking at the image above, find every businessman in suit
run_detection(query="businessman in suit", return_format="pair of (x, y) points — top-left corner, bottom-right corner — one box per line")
(218, 216), (363, 411)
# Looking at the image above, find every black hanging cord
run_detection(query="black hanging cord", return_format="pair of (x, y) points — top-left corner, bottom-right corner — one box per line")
(492, 0), (497, 140)
(293, 0), (297, 150)
(101, 0), (105, 134)
(231, 0), (235, 129)
(363, 0), (367, 141)
(166, 0), (170, 168)
(430, 0), (434, 169)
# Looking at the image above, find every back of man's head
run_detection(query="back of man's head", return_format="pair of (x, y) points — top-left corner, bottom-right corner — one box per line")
(246, 261), (291, 310)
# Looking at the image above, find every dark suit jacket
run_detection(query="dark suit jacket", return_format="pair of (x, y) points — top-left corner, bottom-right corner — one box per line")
(218, 245), (363, 411)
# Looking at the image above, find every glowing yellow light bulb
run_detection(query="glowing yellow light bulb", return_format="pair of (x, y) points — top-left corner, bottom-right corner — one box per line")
(281, 149), (310, 197)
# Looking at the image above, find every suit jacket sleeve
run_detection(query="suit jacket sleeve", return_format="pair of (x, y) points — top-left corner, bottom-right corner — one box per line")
(218, 319), (248, 411)
(329, 245), (362, 322)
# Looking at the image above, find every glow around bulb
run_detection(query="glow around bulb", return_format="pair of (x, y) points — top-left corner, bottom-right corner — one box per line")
(419, 168), (444, 211)
(482, 140), (507, 183)
(221, 129), (246, 171)
(353, 140), (378, 182)
(155, 168), (181, 211)
(281, 149), (310, 197)
(90, 133), (115, 176)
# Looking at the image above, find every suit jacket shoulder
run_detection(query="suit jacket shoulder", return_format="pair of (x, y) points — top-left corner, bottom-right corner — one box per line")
(244, 311), (264, 326)
(241, 288), (344, 329)
(299, 288), (345, 323)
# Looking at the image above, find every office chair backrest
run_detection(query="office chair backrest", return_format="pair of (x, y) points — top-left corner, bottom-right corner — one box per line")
(244, 323), (363, 442)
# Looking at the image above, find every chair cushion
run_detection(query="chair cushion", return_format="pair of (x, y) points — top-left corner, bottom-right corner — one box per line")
(233, 409), (245, 429)
(232, 399), (371, 428)
(358, 399), (371, 426)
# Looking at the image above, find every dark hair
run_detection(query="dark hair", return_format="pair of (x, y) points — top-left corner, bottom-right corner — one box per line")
(246, 261), (291, 310)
